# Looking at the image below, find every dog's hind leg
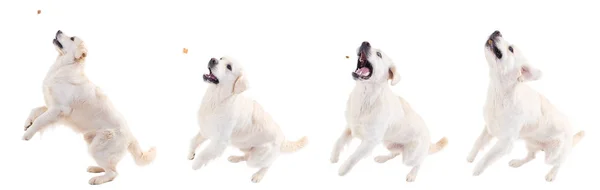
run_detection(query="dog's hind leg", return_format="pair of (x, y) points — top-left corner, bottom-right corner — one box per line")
(374, 142), (402, 163)
(188, 131), (207, 160)
(330, 128), (353, 164)
(544, 135), (572, 182)
(401, 140), (428, 182)
(509, 142), (540, 168)
(246, 145), (280, 183)
(82, 132), (106, 173)
(467, 126), (493, 163)
(228, 148), (252, 163)
(87, 129), (126, 185)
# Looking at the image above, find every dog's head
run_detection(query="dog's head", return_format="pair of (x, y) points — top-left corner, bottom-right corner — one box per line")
(352, 41), (400, 86)
(203, 56), (248, 94)
(53, 30), (88, 62)
(484, 30), (541, 84)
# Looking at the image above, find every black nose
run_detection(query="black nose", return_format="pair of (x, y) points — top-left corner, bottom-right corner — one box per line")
(361, 41), (370, 48)
(56, 30), (62, 38)
(489, 30), (502, 39)
(359, 41), (371, 54)
(208, 58), (218, 68)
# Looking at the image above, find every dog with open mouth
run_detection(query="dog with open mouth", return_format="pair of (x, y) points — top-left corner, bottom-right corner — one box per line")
(22, 30), (157, 185)
(466, 30), (585, 182)
(189, 56), (308, 183)
(330, 41), (448, 182)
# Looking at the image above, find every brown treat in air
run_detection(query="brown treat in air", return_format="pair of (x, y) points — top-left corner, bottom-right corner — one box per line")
(37, 10), (41, 14)
(345, 55), (350, 59)
(183, 48), (188, 54)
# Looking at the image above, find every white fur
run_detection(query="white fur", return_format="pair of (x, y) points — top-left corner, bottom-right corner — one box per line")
(22, 31), (157, 185)
(466, 31), (585, 182)
(330, 43), (448, 182)
(189, 56), (308, 183)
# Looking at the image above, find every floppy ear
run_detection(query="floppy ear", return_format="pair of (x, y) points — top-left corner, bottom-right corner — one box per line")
(388, 65), (401, 86)
(517, 64), (542, 82)
(75, 44), (87, 62)
(232, 73), (249, 94)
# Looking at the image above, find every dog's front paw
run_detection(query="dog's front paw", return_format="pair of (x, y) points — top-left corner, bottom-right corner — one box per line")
(187, 152), (195, 160)
(374, 155), (391, 163)
(508, 159), (524, 168)
(191, 159), (207, 170)
(330, 153), (340, 164)
(406, 173), (416, 182)
(337, 163), (352, 176)
(24, 121), (32, 131)
(22, 132), (34, 141)
(472, 165), (485, 176)
(251, 173), (264, 183)
(545, 170), (558, 182)
(228, 156), (245, 163)
(466, 154), (476, 163)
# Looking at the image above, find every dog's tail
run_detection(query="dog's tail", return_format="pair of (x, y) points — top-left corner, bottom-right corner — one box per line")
(280, 136), (308, 153)
(428, 137), (448, 154)
(572, 130), (585, 147)
(127, 138), (157, 166)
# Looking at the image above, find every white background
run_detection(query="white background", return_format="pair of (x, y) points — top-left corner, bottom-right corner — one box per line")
(0, 0), (598, 189)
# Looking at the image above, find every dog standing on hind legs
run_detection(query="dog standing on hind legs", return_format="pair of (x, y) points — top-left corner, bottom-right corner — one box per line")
(466, 30), (585, 182)
(188, 56), (308, 183)
(329, 41), (448, 182)
(22, 30), (157, 185)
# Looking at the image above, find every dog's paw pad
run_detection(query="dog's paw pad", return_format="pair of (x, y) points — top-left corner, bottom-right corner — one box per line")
(374, 156), (390, 163)
(508, 159), (524, 168)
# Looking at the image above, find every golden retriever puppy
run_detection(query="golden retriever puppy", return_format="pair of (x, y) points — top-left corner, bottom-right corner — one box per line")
(22, 30), (156, 185)
(188, 56), (308, 183)
(467, 30), (585, 182)
(330, 41), (448, 182)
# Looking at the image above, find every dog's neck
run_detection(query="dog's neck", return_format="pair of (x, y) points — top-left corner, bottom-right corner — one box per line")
(46, 54), (86, 77)
(202, 84), (236, 105)
(351, 81), (389, 105)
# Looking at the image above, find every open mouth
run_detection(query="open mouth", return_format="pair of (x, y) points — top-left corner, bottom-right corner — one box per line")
(203, 68), (219, 84)
(486, 31), (502, 59)
(352, 51), (373, 80)
(53, 38), (63, 49)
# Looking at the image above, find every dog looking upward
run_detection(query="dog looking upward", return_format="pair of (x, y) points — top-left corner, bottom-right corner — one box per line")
(467, 30), (585, 182)
(330, 41), (448, 182)
(188, 56), (308, 183)
(22, 30), (156, 185)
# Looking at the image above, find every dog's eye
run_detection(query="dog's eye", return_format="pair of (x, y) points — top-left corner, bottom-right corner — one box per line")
(226, 64), (232, 71)
(70, 37), (75, 41)
(376, 52), (382, 58)
(508, 46), (514, 53)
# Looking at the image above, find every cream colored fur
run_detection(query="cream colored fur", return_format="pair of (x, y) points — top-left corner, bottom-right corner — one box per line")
(22, 30), (156, 185)
(188, 56), (308, 183)
(330, 42), (448, 182)
(467, 31), (585, 182)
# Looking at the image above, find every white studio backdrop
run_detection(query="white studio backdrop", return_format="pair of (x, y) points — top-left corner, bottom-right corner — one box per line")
(0, 0), (598, 190)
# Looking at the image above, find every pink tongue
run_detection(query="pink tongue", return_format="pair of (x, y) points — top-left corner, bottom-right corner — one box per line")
(355, 67), (370, 76)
